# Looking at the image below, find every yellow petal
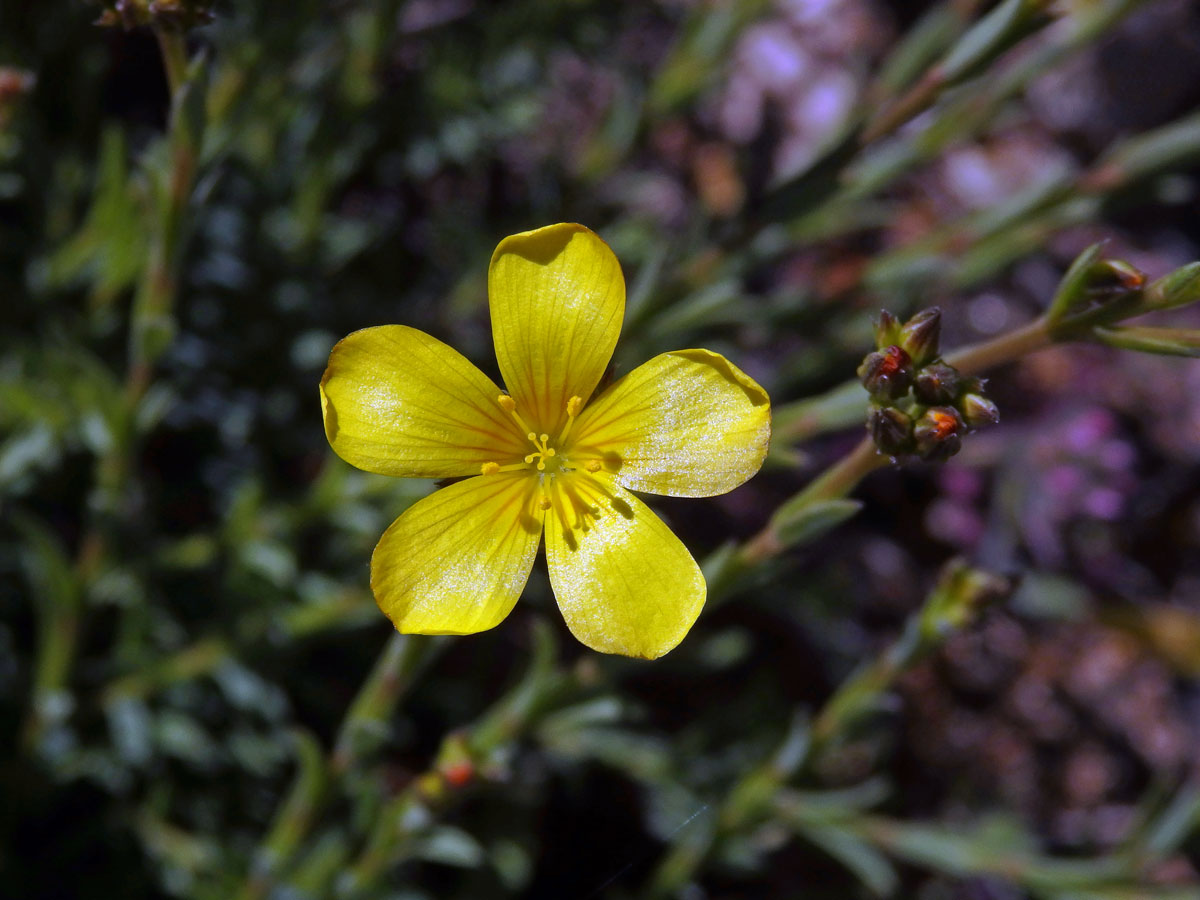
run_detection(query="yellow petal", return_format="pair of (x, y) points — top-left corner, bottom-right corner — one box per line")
(571, 349), (771, 497)
(321, 325), (528, 478)
(544, 474), (704, 659)
(371, 473), (545, 635)
(488, 223), (625, 435)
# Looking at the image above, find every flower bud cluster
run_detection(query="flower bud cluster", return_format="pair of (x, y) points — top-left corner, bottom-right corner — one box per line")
(93, 0), (213, 29)
(858, 307), (999, 462)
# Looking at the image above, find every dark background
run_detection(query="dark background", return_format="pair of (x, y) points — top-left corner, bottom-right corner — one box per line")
(3, 1), (1200, 897)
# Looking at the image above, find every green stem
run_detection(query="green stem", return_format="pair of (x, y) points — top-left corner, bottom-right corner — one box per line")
(331, 634), (439, 775)
(807, 558), (1004, 752)
(238, 731), (328, 900)
(101, 637), (230, 704)
(234, 634), (441, 898)
(944, 314), (1052, 374)
(339, 625), (563, 897)
(20, 511), (97, 751)
(739, 437), (887, 566)
(22, 610), (81, 751)
(154, 25), (188, 98)
(33, 23), (200, 752)
(860, 68), (946, 144)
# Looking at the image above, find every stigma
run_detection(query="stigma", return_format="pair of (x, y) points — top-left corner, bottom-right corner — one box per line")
(524, 433), (555, 471)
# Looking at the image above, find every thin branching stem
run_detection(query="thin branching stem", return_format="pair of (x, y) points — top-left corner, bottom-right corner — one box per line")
(741, 313), (1055, 564)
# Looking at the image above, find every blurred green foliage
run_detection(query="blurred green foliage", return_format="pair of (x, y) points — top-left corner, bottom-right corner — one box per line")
(3, 1), (1200, 898)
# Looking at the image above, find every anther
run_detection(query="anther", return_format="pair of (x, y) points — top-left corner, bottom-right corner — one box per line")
(539, 498), (552, 510)
(482, 461), (529, 474)
(498, 394), (532, 435)
(557, 395), (584, 445)
(585, 459), (602, 473)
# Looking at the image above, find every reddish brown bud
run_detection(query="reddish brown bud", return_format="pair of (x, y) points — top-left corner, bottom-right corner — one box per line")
(958, 393), (1000, 428)
(913, 362), (960, 406)
(1090, 259), (1146, 295)
(913, 406), (964, 462)
(869, 406), (914, 456)
(442, 762), (474, 788)
(859, 345), (913, 399)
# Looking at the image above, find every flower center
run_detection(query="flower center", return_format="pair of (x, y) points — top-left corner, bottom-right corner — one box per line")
(476, 394), (616, 535)
(524, 432), (558, 472)
(477, 391), (604, 482)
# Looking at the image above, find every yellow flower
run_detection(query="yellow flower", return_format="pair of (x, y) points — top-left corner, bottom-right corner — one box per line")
(320, 223), (770, 659)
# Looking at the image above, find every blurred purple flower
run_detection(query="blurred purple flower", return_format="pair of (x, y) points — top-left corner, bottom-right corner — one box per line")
(714, 0), (887, 180)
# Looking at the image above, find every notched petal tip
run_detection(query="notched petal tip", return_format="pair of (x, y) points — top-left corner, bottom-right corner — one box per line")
(489, 222), (598, 269)
(672, 348), (772, 482)
(488, 223), (626, 434)
(671, 348), (770, 409)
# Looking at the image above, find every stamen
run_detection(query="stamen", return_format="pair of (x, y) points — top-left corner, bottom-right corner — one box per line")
(481, 461), (527, 475)
(556, 394), (584, 446)
(584, 459), (602, 473)
(561, 478), (601, 531)
(541, 473), (606, 536)
(497, 393), (533, 435)
(547, 481), (573, 539)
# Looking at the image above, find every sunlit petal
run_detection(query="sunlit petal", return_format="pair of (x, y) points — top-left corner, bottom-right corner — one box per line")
(371, 473), (545, 635)
(321, 325), (528, 478)
(571, 349), (770, 497)
(544, 474), (704, 659)
(488, 223), (625, 435)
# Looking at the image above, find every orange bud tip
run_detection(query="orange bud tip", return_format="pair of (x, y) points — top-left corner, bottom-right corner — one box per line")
(928, 409), (959, 439)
